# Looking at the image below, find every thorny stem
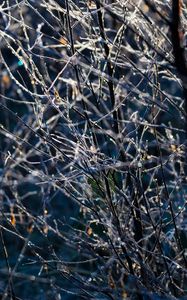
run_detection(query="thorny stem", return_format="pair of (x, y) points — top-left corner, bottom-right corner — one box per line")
(95, 0), (119, 135)
(171, 0), (187, 172)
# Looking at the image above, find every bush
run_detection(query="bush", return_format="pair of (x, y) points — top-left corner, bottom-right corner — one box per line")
(0, 0), (186, 299)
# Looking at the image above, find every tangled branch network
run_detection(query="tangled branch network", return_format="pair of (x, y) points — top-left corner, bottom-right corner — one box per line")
(0, 1), (187, 299)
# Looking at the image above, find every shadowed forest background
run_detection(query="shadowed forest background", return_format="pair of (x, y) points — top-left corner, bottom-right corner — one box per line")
(0, 1), (187, 299)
